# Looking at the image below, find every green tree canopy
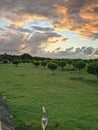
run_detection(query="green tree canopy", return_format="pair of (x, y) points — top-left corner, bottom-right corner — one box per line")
(33, 61), (40, 67)
(87, 62), (98, 78)
(58, 60), (66, 71)
(41, 60), (47, 67)
(73, 60), (86, 71)
(13, 60), (20, 65)
(48, 62), (58, 75)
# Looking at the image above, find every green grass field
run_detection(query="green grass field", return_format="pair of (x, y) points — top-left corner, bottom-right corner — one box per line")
(0, 63), (98, 130)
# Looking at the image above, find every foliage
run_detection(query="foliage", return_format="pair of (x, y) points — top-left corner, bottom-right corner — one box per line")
(73, 60), (86, 71)
(58, 60), (66, 71)
(13, 60), (20, 65)
(41, 60), (47, 67)
(3, 59), (9, 64)
(33, 61), (40, 67)
(87, 62), (98, 78)
(48, 62), (57, 75)
(67, 60), (72, 65)
(21, 53), (33, 60)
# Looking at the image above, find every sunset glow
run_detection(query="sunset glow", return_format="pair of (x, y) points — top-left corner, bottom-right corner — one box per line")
(0, 0), (98, 59)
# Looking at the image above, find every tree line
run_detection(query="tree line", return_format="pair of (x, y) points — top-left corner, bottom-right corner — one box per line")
(0, 53), (98, 78)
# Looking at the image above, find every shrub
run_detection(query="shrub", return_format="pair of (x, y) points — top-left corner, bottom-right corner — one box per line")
(58, 60), (66, 71)
(87, 62), (98, 78)
(33, 61), (40, 67)
(73, 60), (86, 71)
(48, 62), (58, 75)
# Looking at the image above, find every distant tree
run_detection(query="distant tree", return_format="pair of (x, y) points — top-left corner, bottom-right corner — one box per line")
(21, 53), (32, 60)
(3, 59), (8, 64)
(31, 60), (34, 64)
(33, 61), (40, 67)
(73, 60), (86, 71)
(51, 60), (58, 64)
(48, 62), (58, 75)
(58, 60), (66, 71)
(13, 60), (20, 66)
(41, 61), (47, 67)
(67, 60), (72, 65)
(87, 62), (98, 78)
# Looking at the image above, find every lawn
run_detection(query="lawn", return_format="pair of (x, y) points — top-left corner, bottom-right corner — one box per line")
(0, 63), (98, 130)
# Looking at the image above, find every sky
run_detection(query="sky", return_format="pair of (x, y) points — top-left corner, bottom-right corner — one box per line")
(0, 0), (98, 59)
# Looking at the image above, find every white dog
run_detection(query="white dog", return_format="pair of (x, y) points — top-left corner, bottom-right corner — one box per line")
(41, 107), (48, 130)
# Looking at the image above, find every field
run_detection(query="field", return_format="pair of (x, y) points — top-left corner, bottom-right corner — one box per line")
(0, 63), (98, 130)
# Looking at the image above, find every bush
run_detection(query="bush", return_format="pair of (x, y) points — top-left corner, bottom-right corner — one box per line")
(13, 60), (20, 65)
(87, 62), (98, 78)
(3, 59), (9, 64)
(33, 61), (40, 67)
(48, 62), (58, 75)
(73, 60), (86, 71)
(41, 60), (47, 67)
(58, 60), (66, 71)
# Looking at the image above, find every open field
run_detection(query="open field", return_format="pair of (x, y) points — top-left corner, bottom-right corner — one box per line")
(0, 63), (98, 130)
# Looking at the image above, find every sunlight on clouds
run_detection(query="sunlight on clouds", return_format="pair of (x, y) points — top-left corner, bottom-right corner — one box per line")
(20, 43), (26, 49)
(53, 4), (67, 15)
(1, 13), (47, 26)
(47, 35), (66, 44)
(12, 14), (46, 26)
(80, 5), (98, 20)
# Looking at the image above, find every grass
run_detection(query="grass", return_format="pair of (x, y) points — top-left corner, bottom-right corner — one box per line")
(0, 63), (98, 130)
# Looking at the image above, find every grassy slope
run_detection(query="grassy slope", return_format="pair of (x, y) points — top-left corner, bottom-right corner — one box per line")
(0, 63), (98, 130)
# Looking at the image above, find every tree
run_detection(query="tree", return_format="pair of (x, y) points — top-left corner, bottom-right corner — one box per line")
(21, 53), (32, 60)
(58, 60), (66, 71)
(73, 60), (86, 71)
(67, 60), (72, 65)
(3, 59), (9, 64)
(33, 61), (40, 67)
(41, 60), (47, 67)
(48, 62), (57, 75)
(13, 60), (20, 66)
(87, 62), (98, 78)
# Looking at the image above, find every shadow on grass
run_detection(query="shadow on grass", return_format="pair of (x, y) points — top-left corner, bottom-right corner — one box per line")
(15, 120), (60, 130)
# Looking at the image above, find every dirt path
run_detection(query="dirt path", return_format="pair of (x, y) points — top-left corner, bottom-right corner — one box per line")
(0, 96), (14, 130)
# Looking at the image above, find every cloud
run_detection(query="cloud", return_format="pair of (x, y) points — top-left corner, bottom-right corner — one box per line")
(52, 0), (98, 39)
(0, 0), (98, 39)
(0, 24), (68, 55)
(32, 26), (54, 32)
(95, 49), (98, 54)
(0, 0), (98, 58)
(41, 46), (98, 59)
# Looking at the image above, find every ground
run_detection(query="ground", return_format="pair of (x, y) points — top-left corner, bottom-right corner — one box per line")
(0, 63), (98, 130)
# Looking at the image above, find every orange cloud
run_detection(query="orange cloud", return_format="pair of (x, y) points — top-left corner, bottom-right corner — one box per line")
(1, 13), (46, 26)
(53, 4), (68, 15)
(51, 5), (73, 31)
(47, 36), (66, 44)
(12, 14), (46, 26)
(80, 2), (98, 20)
(51, 1), (98, 39)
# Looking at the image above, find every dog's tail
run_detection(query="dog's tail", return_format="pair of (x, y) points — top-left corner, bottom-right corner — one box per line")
(42, 106), (46, 114)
